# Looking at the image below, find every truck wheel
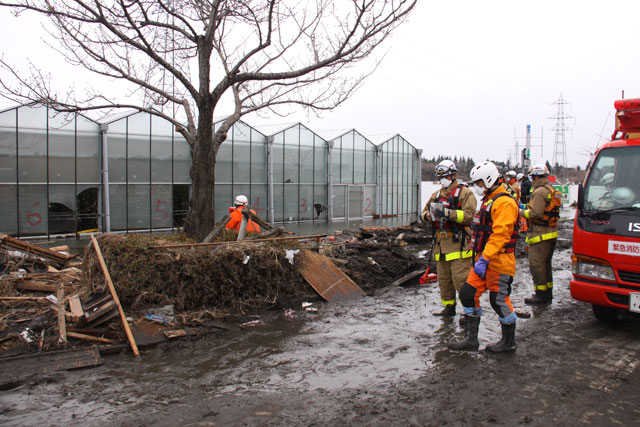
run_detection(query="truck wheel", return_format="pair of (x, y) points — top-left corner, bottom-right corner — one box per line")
(592, 304), (620, 323)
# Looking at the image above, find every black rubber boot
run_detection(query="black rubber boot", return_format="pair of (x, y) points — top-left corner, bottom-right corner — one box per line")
(448, 315), (480, 351)
(433, 304), (456, 316)
(485, 322), (517, 353)
(524, 290), (551, 305)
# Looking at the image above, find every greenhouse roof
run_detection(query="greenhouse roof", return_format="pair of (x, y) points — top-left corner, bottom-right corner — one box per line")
(253, 122), (300, 136)
(315, 128), (355, 141)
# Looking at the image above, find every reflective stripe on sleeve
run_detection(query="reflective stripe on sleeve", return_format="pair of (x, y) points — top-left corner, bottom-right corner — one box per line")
(523, 209), (530, 219)
(455, 209), (464, 223)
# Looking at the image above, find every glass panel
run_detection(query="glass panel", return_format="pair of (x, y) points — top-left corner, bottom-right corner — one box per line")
(128, 184), (150, 230)
(216, 142), (232, 183)
(314, 146), (327, 184)
(108, 183), (127, 231)
(151, 134), (172, 183)
(364, 185), (376, 216)
(49, 184), (76, 234)
(151, 184), (173, 228)
(341, 132), (354, 150)
(76, 114), (98, 133)
(0, 113), (17, 182)
(128, 134), (150, 183)
(312, 184), (328, 221)
(214, 183), (232, 222)
(299, 146), (314, 184)
(283, 139), (299, 185)
(251, 140), (268, 184)
(250, 184), (269, 219)
(584, 146), (640, 210)
(284, 183), (299, 221)
(348, 186), (364, 219)
(77, 132), (100, 183)
(300, 126), (315, 147)
(233, 121), (252, 143)
(298, 184), (313, 221)
(151, 114), (173, 137)
(354, 133), (366, 151)
(233, 140), (251, 182)
(108, 132), (127, 183)
(174, 135), (191, 183)
(340, 148), (353, 184)
(332, 185), (346, 219)
(273, 184), (284, 222)
(331, 146), (341, 184)
(0, 184), (18, 233)
(272, 143), (284, 184)
(366, 149), (377, 184)
(19, 184), (47, 236)
(0, 107), (17, 128)
(49, 130), (75, 183)
(17, 105), (47, 130)
(18, 129), (47, 183)
(126, 112), (151, 136)
(353, 150), (365, 184)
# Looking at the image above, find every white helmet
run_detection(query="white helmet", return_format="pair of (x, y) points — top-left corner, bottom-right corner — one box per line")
(506, 170), (517, 179)
(611, 187), (635, 205)
(601, 172), (615, 186)
(529, 163), (549, 176)
(435, 159), (458, 178)
(516, 173), (524, 181)
(234, 195), (248, 206)
(470, 161), (501, 188)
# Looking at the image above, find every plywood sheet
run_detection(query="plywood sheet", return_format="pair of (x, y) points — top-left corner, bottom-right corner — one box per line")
(299, 249), (365, 302)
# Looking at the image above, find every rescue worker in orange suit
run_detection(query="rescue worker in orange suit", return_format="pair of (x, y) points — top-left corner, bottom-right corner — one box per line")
(226, 195), (261, 233)
(448, 161), (520, 352)
(520, 164), (561, 304)
(420, 160), (477, 316)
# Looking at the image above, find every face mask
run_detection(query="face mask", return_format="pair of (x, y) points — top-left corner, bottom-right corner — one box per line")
(439, 177), (452, 188)
(472, 184), (486, 197)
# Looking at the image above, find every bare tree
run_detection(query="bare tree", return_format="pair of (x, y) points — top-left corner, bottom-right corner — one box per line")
(0, 0), (416, 240)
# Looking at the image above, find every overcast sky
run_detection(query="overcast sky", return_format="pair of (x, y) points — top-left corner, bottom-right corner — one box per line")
(2, 0), (639, 168)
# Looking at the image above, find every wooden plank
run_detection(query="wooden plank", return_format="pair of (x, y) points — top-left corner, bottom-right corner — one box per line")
(152, 234), (328, 249)
(84, 299), (116, 323)
(130, 318), (167, 346)
(202, 214), (231, 243)
(0, 347), (102, 386)
(67, 294), (84, 321)
(0, 234), (70, 263)
(49, 245), (70, 253)
(13, 281), (75, 294)
(0, 296), (48, 300)
(67, 331), (118, 344)
(377, 270), (425, 295)
(90, 234), (140, 357)
(86, 307), (119, 328)
(299, 249), (366, 302)
(57, 286), (67, 344)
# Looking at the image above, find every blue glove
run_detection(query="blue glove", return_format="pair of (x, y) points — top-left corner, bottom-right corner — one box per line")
(473, 255), (489, 279)
(519, 203), (525, 209)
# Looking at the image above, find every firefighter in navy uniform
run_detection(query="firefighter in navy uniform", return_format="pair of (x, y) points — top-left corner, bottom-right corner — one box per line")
(520, 164), (562, 304)
(448, 161), (520, 353)
(420, 160), (477, 316)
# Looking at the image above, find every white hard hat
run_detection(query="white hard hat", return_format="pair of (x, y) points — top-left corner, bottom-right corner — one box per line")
(470, 161), (501, 188)
(611, 187), (635, 205)
(435, 159), (458, 178)
(601, 172), (615, 186)
(234, 195), (248, 206)
(516, 173), (524, 181)
(529, 163), (549, 176)
(506, 170), (517, 179)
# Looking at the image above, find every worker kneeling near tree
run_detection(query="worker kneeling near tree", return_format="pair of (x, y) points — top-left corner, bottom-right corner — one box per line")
(226, 195), (261, 233)
(448, 161), (520, 353)
(420, 160), (477, 316)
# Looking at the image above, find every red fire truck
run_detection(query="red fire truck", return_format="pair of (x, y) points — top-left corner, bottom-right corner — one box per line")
(571, 98), (640, 322)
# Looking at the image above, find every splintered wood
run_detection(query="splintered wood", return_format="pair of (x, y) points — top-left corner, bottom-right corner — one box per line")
(299, 249), (366, 302)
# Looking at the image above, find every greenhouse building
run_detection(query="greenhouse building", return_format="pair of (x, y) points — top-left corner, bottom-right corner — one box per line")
(0, 103), (422, 238)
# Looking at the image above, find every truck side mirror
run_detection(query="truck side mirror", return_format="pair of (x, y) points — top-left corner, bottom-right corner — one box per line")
(577, 183), (584, 210)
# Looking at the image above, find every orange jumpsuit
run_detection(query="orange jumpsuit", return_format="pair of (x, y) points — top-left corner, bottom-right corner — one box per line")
(226, 206), (261, 232)
(460, 184), (519, 323)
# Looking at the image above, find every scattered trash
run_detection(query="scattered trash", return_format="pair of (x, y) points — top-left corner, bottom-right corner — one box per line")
(418, 250), (428, 259)
(283, 309), (297, 320)
(515, 309), (532, 319)
(305, 307), (318, 312)
(20, 328), (34, 343)
(301, 302), (314, 308)
(367, 257), (378, 265)
(45, 294), (58, 305)
(285, 249), (300, 265)
(243, 255), (251, 264)
(240, 319), (264, 327)
(145, 314), (171, 326)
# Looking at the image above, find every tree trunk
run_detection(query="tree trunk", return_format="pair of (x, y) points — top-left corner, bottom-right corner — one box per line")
(184, 104), (223, 241)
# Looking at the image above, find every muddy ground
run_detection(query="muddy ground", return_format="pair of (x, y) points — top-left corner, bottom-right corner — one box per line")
(2, 220), (640, 426)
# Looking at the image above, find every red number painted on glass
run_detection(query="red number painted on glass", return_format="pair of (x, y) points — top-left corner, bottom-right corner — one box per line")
(299, 198), (308, 214)
(154, 199), (168, 222)
(364, 197), (374, 213)
(253, 197), (265, 213)
(26, 201), (42, 226)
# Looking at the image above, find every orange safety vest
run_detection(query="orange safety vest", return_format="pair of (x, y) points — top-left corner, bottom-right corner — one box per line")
(529, 184), (562, 228)
(226, 206), (261, 232)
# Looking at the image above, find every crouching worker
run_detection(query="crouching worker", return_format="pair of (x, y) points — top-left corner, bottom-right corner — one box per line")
(448, 161), (520, 353)
(226, 195), (261, 233)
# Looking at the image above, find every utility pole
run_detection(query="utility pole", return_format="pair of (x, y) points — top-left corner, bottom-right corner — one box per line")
(549, 94), (573, 182)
